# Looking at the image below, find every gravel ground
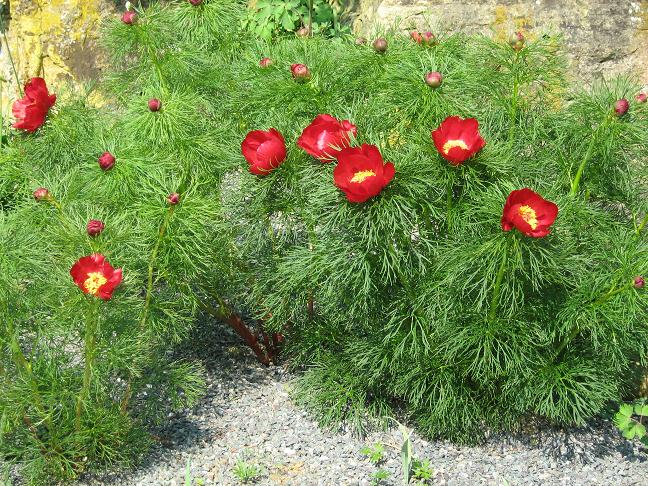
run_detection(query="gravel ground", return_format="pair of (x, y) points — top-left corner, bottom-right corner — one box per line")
(77, 322), (648, 486)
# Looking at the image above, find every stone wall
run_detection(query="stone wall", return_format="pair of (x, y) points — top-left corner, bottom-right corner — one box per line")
(354, 0), (648, 84)
(0, 0), (646, 115)
(0, 0), (116, 111)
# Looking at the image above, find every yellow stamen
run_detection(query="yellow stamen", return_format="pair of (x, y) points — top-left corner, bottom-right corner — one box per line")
(350, 170), (376, 183)
(84, 272), (107, 295)
(442, 139), (468, 154)
(518, 205), (538, 230)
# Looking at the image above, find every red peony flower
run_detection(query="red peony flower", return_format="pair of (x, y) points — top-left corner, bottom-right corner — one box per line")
(333, 144), (395, 203)
(87, 219), (105, 237)
(431, 115), (486, 166)
(12, 77), (56, 133)
(297, 114), (357, 162)
(501, 188), (558, 238)
(70, 254), (123, 300)
(241, 128), (287, 175)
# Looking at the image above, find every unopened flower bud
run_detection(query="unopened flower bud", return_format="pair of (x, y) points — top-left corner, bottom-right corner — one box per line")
(33, 187), (49, 201)
(410, 31), (422, 44)
(259, 57), (273, 68)
(614, 98), (629, 116)
(99, 152), (116, 171)
(148, 98), (162, 112)
(189, 0), (203, 5)
(634, 276), (645, 289)
(425, 71), (443, 88)
(636, 93), (647, 103)
(87, 219), (105, 237)
(373, 38), (388, 53)
(422, 31), (435, 45)
(509, 31), (525, 51)
(125, 1), (132, 10)
(121, 10), (137, 25)
(290, 63), (311, 81)
(355, 37), (367, 45)
(167, 193), (180, 205)
(296, 27), (310, 38)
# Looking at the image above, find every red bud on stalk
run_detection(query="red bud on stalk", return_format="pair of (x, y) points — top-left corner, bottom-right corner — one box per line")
(33, 187), (50, 201)
(121, 10), (137, 25)
(87, 219), (105, 237)
(614, 98), (629, 116)
(634, 276), (645, 289)
(148, 98), (162, 112)
(167, 193), (180, 205)
(373, 38), (388, 53)
(99, 152), (116, 171)
(425, 71), (443, 88)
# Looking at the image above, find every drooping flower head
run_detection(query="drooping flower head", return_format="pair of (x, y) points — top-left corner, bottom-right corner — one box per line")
(333, 144), (395, 203)
(12, 77), (56, 133)
(241, 128), (287, 175)
(501, 188), (558, 238)
(297, 114), (357, 162)
(70, 254), (123, 300)
(431, 115), (486, 166)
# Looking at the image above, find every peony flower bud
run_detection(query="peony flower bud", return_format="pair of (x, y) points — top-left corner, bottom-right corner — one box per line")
(33, 187), (50, 201)
(410, 31), (422, 44)
(99, 152), (116, 171)
(425, 71), (443, 88)
(189, 0), (203, 5)
(291, 63), (311, 81)
(355, 37), (367, 45)
(373, 38), (388, 53)
(167, 193), (180, 205)
(121, 10), (137, 25)
(509, 31), (525, 51)
(148, 98), (162, 112)
(636, 93), (647, 103)
(614, 98), (629, 116)
(125, 1), (132, 10)
(296, 27), (310, 38)
(634, 276), (645, 289)
(87, 219), (105, 237)
(259, 57), (273, 68)
(422, 31), (435, 45)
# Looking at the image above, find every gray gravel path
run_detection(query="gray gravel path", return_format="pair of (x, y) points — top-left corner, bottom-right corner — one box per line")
(79, 322), (648, 486)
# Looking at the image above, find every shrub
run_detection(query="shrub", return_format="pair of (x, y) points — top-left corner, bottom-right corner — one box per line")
(0, 0), (646, 482)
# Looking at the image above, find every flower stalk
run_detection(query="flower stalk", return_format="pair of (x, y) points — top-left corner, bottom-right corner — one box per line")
(487, 236), (511, 323)
(76, 298), (100, 430)
(569, 113), (613, 196)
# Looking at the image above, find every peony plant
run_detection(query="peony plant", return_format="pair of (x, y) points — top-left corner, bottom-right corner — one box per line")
(0, 0), (646, 483)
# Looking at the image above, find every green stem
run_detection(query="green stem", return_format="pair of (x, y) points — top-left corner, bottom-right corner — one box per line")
(140, 205), (175, 329)
(75, 299), (100, 430)
(636, 213), (648, 236)
(555, 279), (636, 357)
(308, 0), (313, 35)
(507, 52), (520, 147)
(487, 237), (510, 323)
(0, 13), (22, 96)
(446, 170), (455, 231)
(570, 113), (612, 196)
